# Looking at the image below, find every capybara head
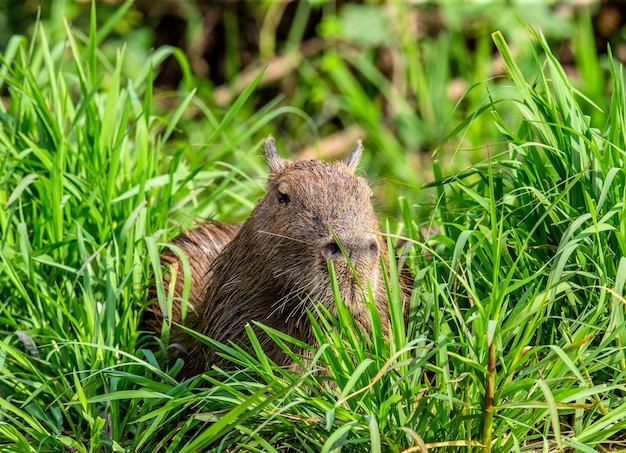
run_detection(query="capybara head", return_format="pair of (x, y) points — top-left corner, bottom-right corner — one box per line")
(224, 137), (389, 333)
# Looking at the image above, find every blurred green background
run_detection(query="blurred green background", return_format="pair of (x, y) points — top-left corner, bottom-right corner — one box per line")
(2, 0), (624, 219)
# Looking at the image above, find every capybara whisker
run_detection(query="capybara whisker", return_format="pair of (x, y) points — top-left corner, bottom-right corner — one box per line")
(257, 230), (310, 244)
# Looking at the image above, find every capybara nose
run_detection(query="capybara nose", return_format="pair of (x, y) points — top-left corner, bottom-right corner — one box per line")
(323, 240), (343, 260)
(322, 234), (380, 262)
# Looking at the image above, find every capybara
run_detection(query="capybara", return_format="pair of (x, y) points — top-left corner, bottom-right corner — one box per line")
(150, 137), (410, 377)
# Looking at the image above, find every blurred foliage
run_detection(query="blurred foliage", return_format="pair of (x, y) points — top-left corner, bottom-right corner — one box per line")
(3, 0), (626, 215)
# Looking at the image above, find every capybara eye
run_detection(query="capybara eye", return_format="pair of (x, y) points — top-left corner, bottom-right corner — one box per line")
(277, 191), (291, 204)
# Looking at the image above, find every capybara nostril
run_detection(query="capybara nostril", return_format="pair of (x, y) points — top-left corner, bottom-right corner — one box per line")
(368, 238), (379, 259)
(323, 241), (342, 259)
(323, 234), (379, 262)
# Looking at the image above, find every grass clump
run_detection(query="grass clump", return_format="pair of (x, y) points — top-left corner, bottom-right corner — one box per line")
(0, 8), (267, 452)
(414, 28), (626, 451)
(0, 6), (625, 453)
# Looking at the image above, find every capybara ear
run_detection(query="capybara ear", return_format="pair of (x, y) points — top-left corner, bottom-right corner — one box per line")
(265, 136), (287, 174)
(344, 139), (363, 173)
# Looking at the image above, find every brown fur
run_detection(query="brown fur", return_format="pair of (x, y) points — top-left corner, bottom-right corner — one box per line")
(143, 222), (241, 334)
(151, 137), (411, 377)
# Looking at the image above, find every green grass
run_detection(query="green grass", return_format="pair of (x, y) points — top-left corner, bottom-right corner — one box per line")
(1, 3), (625, 453)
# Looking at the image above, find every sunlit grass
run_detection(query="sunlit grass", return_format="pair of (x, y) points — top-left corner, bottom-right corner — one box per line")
(0, 7), (270, 452)
(0, 4), (625, 453)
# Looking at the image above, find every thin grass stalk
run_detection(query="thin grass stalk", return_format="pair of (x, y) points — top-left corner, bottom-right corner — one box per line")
(482, 322), (496, 453)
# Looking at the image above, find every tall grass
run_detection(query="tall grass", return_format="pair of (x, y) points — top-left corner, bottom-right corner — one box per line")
(0, 7), (270, 452)
(416, 28), (626, 451)
(0, 5), (625, 453)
